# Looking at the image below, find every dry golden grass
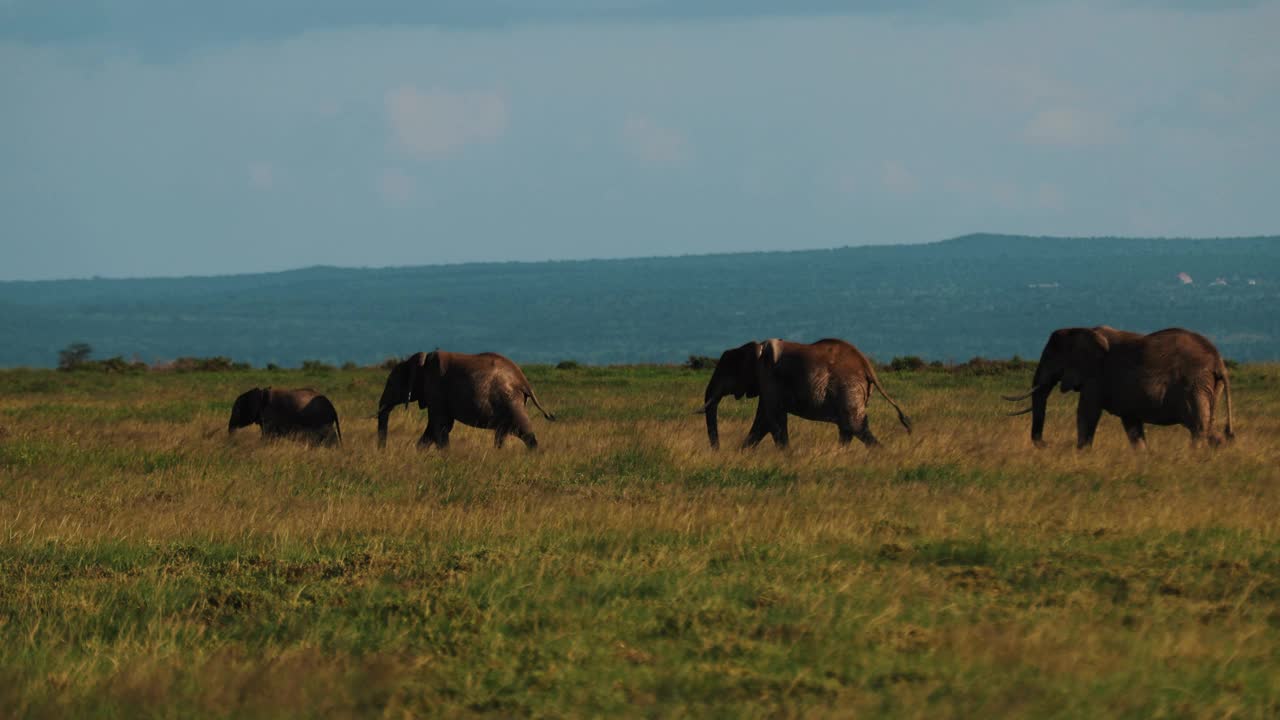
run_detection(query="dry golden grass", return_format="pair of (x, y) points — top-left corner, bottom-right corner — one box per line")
(1, 364), (1278, 717)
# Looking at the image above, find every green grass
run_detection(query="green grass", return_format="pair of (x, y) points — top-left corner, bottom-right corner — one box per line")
(0, 364), (1278, 717)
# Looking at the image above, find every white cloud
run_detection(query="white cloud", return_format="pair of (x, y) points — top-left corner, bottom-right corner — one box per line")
(621, 115), (688, 167)
(1023, 108), (1118, 146)
(248, 161), (274, 190)
(386, 85), (507, 157)
(378, 168), (414, 205)
(881, 161), (917, 194)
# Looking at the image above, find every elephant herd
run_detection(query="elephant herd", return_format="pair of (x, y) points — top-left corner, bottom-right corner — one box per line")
(227, 326), (1236, 452)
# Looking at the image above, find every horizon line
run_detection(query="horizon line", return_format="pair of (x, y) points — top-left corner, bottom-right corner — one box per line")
(3, 231), (1277, 285)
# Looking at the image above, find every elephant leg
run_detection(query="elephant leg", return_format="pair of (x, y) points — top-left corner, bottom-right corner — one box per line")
(837, 420), (875, 447)
(1120, 417), (1147, 450)
(494, 427), (507, 448)
(842, 402), (879, 448)
(515, 428), (539, 450)
(855, 423), (880, 448)
(1188, 393), (1218, 447)
(741, 409), (771, 449)
(1075, 392), (1102, 449)
(316, 424), (340, 448)
(438, 417), (455, 448)
(419, 417), (453, 449)
(1199, 392), (1226, 447)
(509, 406), (539, 450)
(759, 397), (788, 448)
(769, 413), (789, 448)
(417, 425), (436, 448)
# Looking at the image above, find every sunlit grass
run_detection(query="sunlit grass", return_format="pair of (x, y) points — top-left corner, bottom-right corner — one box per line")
(1, 364), (1278, 717)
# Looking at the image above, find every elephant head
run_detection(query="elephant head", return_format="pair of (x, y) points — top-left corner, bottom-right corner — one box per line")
(376, 351), (443, 448)
(1005, 328), (1110, 446)
(696, 341), (770, 449)
(228, 387), (269, 433)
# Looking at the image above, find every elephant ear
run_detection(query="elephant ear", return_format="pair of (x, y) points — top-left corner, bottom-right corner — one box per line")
(760, 339), (784, 368)
(241, 387), (268, 422)
(738, 342), (759, 374)
(722, 344), (757, 399)
(230, 389), (254, 427)
(1068, 328), (1110, 373)
(417, 351), (449, 409)
(406, 352), (429, 408)
(428, 350), (450, 377)
(1082, 328), (1110, 356)
(258, 388), (272, 418)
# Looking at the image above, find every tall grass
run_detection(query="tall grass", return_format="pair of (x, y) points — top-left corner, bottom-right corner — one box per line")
(1, 365), (1278, 717)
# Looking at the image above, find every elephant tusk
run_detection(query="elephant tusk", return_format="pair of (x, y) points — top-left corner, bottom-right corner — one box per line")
(1007, 406), (1034, 416)
(1002, 385), (1042, 402)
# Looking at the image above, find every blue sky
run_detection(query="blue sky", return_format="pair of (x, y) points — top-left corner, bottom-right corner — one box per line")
(1, 1), (1277, 280)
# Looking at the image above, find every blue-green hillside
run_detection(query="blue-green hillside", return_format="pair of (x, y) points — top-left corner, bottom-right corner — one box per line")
(1, 234), (1277, 367)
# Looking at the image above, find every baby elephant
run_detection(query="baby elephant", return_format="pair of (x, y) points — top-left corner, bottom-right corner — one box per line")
(228, 387), (342, 446)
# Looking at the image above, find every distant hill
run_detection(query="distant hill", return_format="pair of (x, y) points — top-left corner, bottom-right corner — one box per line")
(1, 233), (1278, 367)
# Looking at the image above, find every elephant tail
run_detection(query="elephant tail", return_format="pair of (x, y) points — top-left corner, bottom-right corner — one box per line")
(526, 388), (556, 421)
(1218, 366), (1234, 441)
(333, 413), (342, 444)
(870, 372), (913, 434)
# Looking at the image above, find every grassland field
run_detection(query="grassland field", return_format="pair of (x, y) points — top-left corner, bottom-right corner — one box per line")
(1, 363), (1279, 718)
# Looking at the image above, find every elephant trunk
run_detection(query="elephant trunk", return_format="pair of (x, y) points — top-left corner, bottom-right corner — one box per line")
(704, 399), (721, 450)
(1030, 383), (1052, 447)
(376, 406), (392, 449)
(701, 379), (726, 449)
(376, 362), (412, 450)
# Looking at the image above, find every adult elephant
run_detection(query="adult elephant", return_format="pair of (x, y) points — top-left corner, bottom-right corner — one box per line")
(228, 387), (341, 446)
(697, 338), (912, 449)
(376, 351), (555, 450)
(1004, 326), (1234, 449)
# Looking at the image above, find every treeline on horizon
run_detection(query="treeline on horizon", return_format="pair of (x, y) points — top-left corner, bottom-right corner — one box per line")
(46, 342), (1057, 377)
(2, 233), (1278, 367)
